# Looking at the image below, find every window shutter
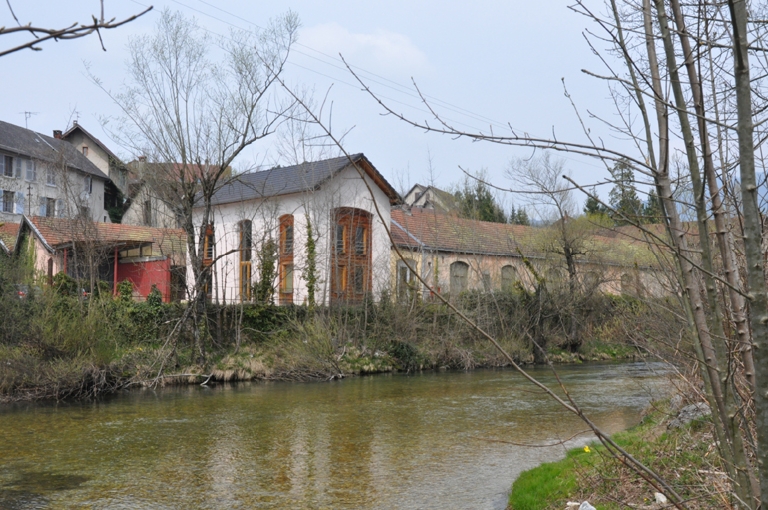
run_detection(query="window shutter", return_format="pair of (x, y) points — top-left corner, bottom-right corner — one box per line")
(39, 197), (46, 216)
(14, 158), (22, 178)
(15, 191), (24, 214)
(56, 199), (64, 218)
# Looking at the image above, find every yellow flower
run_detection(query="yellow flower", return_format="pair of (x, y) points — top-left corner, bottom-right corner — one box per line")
(583, 446), (591, 453)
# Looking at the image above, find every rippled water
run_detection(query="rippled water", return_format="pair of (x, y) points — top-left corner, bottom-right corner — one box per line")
(0, 362), (670, 509)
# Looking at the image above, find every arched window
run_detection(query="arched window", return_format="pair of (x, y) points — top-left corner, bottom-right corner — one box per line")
(238, 220), (252, 301)
(331, 208), (371, 303)
(501, 265), (516, 291)
(450, 261), (469, 295)
(279, 214), (294, 305)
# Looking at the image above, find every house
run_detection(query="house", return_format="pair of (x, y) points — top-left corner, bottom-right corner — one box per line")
(193, 154), (400, 305)
(390, 206), (664, 299)
(402, 183), (461, 214)
(0, 120), (112, 224)
(14, 215), (186, 302)
(59, 121), (129, 221)
(121, 160), (233, 229)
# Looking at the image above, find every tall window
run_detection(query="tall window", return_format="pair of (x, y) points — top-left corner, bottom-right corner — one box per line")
(330, 208), (372, 304)
(84, 175), (92, 194)
(450, 261), (469, 295)
(501, 265), (516, 291)
(239, 220), (252, 301)
(143, 199), (153, 226)
(1, 155), (12, 177)
(25, 160), (35, 181)
(396, 259), (417, 300)
(202, 224), (214, 300)
(46, 168), (56, 186)
(1, 190), (13, 213)
(279, 214), (294, 305)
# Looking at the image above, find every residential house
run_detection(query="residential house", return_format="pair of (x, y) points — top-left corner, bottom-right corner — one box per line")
(122, 160), (233, 229)
(193, 154), (400, 305)
(390, 206), (664, 300)
(15, 215), (186, 302)
(0, 120), (112, 223)
(402, 183), (461, 214)
(59, 121), (129, 221)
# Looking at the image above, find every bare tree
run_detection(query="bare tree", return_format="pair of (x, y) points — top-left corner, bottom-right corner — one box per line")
(335, 0), (768, 505)
(92, 9), (299, 364)
(0, 1), (151, 58)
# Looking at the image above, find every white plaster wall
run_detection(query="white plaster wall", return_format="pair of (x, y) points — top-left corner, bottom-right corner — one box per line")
(190, 164), (393, 305)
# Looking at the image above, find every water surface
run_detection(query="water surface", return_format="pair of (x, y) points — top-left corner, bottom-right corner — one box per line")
(0, 362), (669, 509)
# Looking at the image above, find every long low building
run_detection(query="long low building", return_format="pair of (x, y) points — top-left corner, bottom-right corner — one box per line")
(390, 206), (667, 300)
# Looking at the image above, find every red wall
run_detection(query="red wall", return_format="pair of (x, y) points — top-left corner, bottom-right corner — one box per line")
(117, 258), (172, 302)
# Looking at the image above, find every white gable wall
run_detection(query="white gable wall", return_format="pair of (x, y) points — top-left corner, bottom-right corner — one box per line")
(190, 164), (392, 304)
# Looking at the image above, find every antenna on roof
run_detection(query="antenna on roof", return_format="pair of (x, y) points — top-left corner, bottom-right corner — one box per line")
(19, 111), (38, 129)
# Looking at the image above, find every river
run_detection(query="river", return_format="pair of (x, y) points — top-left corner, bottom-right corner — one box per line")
(0, 361), (670, 509)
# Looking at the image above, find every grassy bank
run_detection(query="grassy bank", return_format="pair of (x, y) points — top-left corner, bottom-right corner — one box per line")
(508, 402), (727, 509)
(0, 268), (670, 402)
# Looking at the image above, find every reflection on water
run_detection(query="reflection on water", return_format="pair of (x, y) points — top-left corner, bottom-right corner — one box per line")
(0, 362), (669, 509)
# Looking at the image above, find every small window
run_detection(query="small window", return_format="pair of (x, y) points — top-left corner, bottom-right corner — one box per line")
(355, 226), (366, 255)
(46, 168), (56, 186)
(82, 146), (89, 156)
(47, 198), (56, 217)
(1, 190), (13, 213)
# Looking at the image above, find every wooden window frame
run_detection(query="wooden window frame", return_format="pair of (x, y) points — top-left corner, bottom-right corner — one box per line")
(239, 220), (253, 302)
(330, 208), (372, 304)
(279, 214), (294, 305)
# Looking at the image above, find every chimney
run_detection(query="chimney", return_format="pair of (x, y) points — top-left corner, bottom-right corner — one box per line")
(53, 130), (62, 139)
(138, 155), (147, 162)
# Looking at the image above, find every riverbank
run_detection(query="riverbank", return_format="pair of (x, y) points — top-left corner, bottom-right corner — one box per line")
(507, 399), (726, 509)
(0, 278), (669, 403)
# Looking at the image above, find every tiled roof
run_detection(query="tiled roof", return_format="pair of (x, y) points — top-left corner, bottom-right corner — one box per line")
(0, 121), (108, 179)
(0, 221), (19, 253)
(391, 207), (657, 267)
(208, 153), (400, 206)
(25, 216), (185, 257)
(391, 207), (531, 256)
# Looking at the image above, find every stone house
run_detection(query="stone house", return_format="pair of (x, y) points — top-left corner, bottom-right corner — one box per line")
(0, 120), (112, 224)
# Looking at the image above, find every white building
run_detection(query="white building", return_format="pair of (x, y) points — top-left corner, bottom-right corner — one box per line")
(192, 154), (400, 305)
(0, 120), (111, 223)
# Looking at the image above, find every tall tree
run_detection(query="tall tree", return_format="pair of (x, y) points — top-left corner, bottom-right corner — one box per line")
(454, 172), (507, 223)
(608, 159), (642, 225)
(96, 9), (299, 364)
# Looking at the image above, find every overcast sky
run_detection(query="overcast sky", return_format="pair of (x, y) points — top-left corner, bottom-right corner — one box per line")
(0, 1), (633, 213)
